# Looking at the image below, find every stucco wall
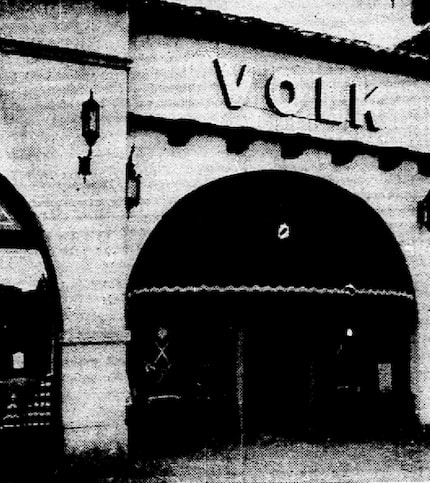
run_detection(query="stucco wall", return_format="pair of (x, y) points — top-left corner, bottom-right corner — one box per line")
(130, 35), (430, 154)
(125, 128), (430, 426)
(0, 0), (129, 57)
(0, 50), (129, 452)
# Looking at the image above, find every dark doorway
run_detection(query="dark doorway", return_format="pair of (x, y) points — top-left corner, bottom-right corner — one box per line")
(0, 175), (62, 476)
(243, 291), (415, 441)
(127, 293), (238, 455)
(127, 170), (417, 455)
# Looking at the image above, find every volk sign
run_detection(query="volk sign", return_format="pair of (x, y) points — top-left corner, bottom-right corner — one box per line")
(213, 59), (380, 133)
(131, 38), (430, 154)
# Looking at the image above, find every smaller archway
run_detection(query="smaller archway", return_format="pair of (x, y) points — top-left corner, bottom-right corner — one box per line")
(0, 175), (63, 474)
(127, 170), (417, 455)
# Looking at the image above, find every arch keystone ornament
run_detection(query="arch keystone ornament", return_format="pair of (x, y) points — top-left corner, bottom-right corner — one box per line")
(277, 222), (291, 240)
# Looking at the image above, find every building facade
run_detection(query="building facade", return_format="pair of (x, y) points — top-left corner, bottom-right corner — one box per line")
(0, 0), (430, 457)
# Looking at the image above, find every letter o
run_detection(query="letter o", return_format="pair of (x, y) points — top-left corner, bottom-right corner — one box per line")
(265, 70), (303, 116)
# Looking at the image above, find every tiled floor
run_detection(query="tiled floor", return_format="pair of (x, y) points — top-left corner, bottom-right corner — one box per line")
(142, 440), (430, 482)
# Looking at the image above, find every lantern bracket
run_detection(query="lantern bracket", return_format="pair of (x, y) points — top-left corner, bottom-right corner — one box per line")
(78, 147), (92, 183)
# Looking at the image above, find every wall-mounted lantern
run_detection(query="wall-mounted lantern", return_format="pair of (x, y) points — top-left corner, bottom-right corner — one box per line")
(78, 90), (100, 182)
(418, 190), (430, 230)
(125, 145), (141, 217)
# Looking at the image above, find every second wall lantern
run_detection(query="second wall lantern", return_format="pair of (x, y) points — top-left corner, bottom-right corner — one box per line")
(418, 190), (430, 231)
(125, 145), (141, 217)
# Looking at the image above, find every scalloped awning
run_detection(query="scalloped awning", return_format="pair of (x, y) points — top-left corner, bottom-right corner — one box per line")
(127, 171), (415, 304)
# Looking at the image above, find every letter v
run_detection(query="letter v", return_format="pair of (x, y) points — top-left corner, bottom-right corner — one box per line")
(214, 59), (253, 110)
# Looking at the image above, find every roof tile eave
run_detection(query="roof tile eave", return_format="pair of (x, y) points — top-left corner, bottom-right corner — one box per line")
(132, 0), (430, 79)
(396, 24), (430, 58)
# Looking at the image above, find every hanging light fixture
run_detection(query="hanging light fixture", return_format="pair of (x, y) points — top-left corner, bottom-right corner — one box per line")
(125, 145), (141, 217)
(417, 190), (430, 230)
(78, 90), (100, 182)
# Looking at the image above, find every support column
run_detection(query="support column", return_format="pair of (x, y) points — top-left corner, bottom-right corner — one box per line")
(50, 209), (130, 455)
(62, 336), (130, 454)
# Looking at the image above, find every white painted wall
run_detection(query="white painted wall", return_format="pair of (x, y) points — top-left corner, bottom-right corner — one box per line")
(130, 36), (430, 154)
(0, 1), (131, 454)
(0, 51), (130, 452)
(0, 0), (129, 57)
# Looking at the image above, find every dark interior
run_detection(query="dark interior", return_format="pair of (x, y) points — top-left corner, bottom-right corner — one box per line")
(127, 171), (417, 455)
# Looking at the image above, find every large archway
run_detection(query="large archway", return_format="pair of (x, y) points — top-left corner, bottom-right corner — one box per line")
(0, 174), (62, 474)
(127, 170), (417, 455)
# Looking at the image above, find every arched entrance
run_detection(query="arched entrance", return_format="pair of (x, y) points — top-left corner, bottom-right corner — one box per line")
(0, 175), (62, 474)
(127, 170), (417, 455)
